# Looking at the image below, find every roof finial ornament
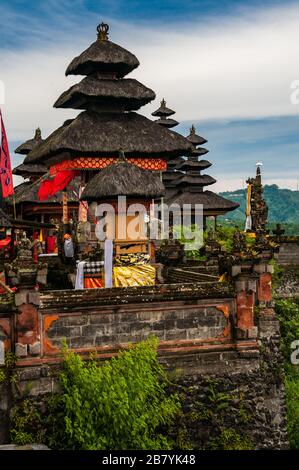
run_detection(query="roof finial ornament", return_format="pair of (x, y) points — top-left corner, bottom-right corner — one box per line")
(161, 98), (166, 107)
(35, 127), (42, 139)
(97, 22), (109, 41)
(117, 148), (127, 163)
(190, 124), (196, 135)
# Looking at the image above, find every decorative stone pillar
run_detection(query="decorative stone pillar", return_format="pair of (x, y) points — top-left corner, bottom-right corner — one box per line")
(5, 232), (46, 359)
(231, 262), (258, 339)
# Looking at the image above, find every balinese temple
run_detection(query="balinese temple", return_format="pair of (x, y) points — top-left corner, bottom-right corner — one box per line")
(152, 98), (179, 129)
(10, 128), (79, 225)
(151, 100), (184, 193)
(22, 22), (192, 286)
(165, 124), (239, 227)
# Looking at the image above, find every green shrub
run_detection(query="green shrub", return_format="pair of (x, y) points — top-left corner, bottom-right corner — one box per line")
(209, 427), (253, 450)
(10, 338), (180, 450)
(276, 299), (299, 448)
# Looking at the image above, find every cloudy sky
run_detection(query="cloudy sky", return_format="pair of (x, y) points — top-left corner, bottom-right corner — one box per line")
(0, 0), (299, 191)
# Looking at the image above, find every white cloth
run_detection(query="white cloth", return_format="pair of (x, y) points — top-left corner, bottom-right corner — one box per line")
(64, 238), (74, 258)
(104, 239), (113, 288)
(75, 261), (86, 290)
(245, 215), (252, 231)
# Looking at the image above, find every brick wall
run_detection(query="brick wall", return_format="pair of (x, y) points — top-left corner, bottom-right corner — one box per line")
(276, 240), (299, 266)
(45, 303), (233, 355)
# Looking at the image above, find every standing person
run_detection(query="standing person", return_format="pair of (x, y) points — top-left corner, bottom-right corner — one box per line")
(63, 233), (75, 267)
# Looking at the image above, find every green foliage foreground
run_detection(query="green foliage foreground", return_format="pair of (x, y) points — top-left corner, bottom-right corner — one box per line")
(275, 299), (299, 449)
(11, 338), (180, 450)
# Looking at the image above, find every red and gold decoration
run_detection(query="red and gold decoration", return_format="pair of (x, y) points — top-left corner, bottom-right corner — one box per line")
(49, 157), (167, 175)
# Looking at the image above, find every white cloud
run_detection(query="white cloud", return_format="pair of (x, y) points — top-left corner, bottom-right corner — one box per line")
(0, 3), (299, 141)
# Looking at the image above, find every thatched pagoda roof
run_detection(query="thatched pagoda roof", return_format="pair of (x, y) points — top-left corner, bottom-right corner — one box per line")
(81, 160), (165, 201)
(13, 174), (80, 204)
(174, 174), (216, 187)
(25, 111), (193, 165)
(187, 125), (207, 146)
(154, 117), (178, 128)
(13, 163), (47, 177)
(167, 156), (185, 168)
(65, 36), (139, 78)
(163, 170), (184, 188)
(191, 147), (209, 157)
(152, 99), (175, 117)
(163, 170), (183, 181)
(166, 190), (240, 213)
(54, 77), (155, 111)
(15, 128), (43, 155)
(0, 209), (11, 227)
(176, 159), (212, 172)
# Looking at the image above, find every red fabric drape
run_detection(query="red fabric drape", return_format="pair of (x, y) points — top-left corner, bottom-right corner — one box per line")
(0, 110), (14, 198)
(46, 236), (56, 254)
(38, 170), (79, 201)
(0, 237), (10, 248)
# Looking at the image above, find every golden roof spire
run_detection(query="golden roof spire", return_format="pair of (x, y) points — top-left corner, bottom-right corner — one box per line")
(97, 22), (109, 41)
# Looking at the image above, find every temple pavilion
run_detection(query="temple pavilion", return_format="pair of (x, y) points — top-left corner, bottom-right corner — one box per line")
(16, 21), (239, 287)
(23, 22), (193, 253)
(10, 128), (78, 226)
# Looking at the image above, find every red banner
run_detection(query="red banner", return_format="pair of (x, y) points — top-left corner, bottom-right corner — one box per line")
(38, 170), (79, 201)
(0, 110), (14, 198)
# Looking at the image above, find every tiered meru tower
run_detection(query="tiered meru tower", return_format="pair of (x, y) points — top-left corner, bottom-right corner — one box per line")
(23, 21), (238, 233)
(164, 124), (239, 225)
(25, 23), (191, 176)
(14, 128), (46, 183)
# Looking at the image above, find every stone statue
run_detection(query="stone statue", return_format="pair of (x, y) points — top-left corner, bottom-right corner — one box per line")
(17, 231), (32, 260)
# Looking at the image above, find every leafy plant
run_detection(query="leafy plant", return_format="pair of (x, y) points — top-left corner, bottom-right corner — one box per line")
(11, 338), (181, 450)
(209, 427), (253, 450)
(276, 299), (299, 448)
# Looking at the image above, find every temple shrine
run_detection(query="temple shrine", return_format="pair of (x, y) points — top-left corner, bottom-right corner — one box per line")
(0, 21), (290, 450)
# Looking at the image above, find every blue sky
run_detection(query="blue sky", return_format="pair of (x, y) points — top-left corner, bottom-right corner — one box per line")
(1, 0), (299, 191)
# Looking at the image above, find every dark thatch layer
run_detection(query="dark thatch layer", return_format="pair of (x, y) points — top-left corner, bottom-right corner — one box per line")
(5, 182), (32, 207)
(65, 40), (139, 78)
(13, 163), (47, 176)
(186, 125), (207, 146)
(176, 159), (212, 171)
(187, 133), (207, 146)
(0, 208), (11, 227)
(15, 128), (43, 155)
(174, 174), (216, 187)
(14, 181), (32, 194)
(24, 112), (193, 165)
(162, 170), (183, 181)
(13, 175), (81, 205)
(191, 147), (209, 156)
(168, 157), (185, 168)
(166, 190), (240, 212)
(152, 99), (175, 117)
(154, 117), (178, 128)
(81, 161), (165, 201)
(54, 77), (155, 110)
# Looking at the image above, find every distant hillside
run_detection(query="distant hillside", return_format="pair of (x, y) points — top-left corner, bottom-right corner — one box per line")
(219, 184), (299, 224)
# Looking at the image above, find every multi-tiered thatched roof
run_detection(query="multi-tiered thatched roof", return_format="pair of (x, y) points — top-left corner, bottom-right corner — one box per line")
(0, 209), (11, 228)
(15, 128), (43, 155)
(25, 23), (192, 168)
(165, 125), (239, 216)
(14, 128), (46, 181)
